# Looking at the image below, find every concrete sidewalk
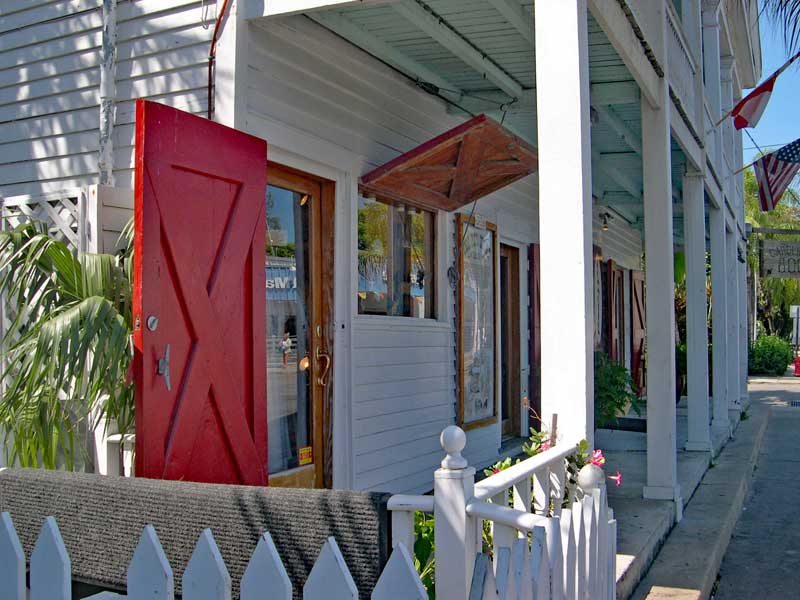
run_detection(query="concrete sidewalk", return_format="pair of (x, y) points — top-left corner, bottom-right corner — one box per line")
(627, 383), (781, 600)
(713, 397), (800, 598)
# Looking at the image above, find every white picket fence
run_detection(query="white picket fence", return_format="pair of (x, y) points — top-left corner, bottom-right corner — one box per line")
(0, 511), (427, 600)
(0, 424), (616, 599)
(388, 425), (616, 600)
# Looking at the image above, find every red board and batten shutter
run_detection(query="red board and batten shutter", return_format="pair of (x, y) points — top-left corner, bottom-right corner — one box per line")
(133, 100), (268, 485)
(606, 260), (618, 361)
(630, 270), (646, 397)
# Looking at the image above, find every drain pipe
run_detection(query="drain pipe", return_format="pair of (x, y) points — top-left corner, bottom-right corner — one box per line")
(99, 0), (118, 185)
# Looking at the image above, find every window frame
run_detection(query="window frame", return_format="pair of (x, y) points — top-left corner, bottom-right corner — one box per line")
(355, 192), (438, 320)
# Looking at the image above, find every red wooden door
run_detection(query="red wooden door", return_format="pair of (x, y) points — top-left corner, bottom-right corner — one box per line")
(133, 100), (268, 485)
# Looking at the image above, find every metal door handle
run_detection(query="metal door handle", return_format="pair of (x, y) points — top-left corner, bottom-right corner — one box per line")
(157, 343), (171, 392)
(315, 346), (331, 387)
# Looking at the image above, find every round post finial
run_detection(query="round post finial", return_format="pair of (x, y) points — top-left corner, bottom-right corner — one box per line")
(577, 463), (604, 491)
(440, 426), (468, 469)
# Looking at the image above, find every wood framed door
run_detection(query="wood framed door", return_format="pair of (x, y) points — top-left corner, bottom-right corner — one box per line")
(266, 164), (334, 489)
(133, 99), (268, 485)
(528, 243), (541, 431)
(500, 244), (520, 437)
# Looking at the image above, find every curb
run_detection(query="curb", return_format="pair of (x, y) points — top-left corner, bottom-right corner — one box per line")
(628, 404), (770, 600)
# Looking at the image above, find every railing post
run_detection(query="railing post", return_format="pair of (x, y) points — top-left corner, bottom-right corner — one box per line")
(434, 426), (476, 600)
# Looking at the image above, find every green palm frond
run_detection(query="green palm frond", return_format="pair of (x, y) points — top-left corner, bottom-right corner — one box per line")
(0, 221), (134, 469)
(762, 0), (800, 54)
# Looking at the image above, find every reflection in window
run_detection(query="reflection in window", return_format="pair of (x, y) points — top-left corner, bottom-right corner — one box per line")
(357, 195), (435, 318)
(266, 184), (311, 474)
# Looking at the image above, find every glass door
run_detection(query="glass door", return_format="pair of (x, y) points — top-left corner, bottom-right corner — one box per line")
(265, 165), (330, 488)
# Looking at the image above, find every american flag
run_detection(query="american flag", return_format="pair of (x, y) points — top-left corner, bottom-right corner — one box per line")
(754, 138), (800, 211)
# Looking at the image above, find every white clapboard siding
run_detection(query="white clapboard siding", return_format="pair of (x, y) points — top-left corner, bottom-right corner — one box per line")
(0, 512), (424, 600)
(592, 211), (643, 270)
(0, 0), (212, 198)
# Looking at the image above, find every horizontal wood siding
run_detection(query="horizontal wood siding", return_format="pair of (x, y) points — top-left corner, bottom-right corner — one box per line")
(246, 16), (543, 492)
(0, 0), (213, 197)
(593, 212), (643, 270)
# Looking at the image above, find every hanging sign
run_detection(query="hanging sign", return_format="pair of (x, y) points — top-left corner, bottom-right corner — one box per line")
(762, 240), (800, 278)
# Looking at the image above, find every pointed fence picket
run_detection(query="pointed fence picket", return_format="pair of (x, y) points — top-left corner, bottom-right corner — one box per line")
(0, 512), (424, 600)
(386, 422), (617, 600)
(1, 424), (617, 600)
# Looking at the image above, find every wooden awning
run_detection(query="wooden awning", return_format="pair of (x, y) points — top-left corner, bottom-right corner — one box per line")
(360, 115), (538, 212)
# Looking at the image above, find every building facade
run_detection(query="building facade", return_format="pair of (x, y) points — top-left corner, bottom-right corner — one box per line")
(0, 0), (758, 508)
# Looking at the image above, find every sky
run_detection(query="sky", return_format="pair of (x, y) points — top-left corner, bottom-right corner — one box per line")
(743, 16), (800, 164)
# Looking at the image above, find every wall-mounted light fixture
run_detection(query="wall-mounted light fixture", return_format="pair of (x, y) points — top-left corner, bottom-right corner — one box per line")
(600, 211), (613, 232)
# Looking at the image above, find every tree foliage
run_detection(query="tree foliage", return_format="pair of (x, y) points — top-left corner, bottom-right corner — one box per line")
(0, 221), (134, 469)
(762, 0), (800, 54)
(745, 169), (800, 337)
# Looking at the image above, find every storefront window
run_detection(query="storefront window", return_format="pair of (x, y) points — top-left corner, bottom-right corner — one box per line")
(357, 195), (435, 318)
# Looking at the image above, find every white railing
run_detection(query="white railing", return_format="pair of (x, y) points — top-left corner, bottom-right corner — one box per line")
(666, 1), (699, 127)
(387, 426), (617, 600)
(2, 424), (616, 599)
(0, 511), (427, 599)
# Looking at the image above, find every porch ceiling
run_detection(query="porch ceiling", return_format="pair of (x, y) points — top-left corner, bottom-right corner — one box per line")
(305, 0), (685, 242)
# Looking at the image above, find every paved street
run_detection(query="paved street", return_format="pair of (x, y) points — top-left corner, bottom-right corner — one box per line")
(714, 382), (800, 599)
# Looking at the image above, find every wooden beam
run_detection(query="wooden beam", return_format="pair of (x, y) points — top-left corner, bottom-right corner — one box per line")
(594, 150), (642, 200)
(308, 10), (463, 100)
(587, 0), (661, 108)
(246, 0), (389, 19)
(598, 191), (641, 205)
(594, 104), (642, 155)
(447, 81), (640, 115)
(591, 81), (640, 105)
(392, 0), (524, 98)
(486, 0), (535, 46)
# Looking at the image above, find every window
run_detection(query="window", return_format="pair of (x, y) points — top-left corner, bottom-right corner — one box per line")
(457, 214), (498, 429)
(357, 195), (435, 318)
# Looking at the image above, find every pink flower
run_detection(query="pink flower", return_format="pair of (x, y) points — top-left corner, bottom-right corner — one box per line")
(541, 441), (552, 452)
(590, 449), (606, 467)
(608, 471), (622, 487)
(492, 468), (501, 475)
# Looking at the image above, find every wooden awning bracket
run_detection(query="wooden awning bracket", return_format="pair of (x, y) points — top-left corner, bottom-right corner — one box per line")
(360, 115), (538, 212)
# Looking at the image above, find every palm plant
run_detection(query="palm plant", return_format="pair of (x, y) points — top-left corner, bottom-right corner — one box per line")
(0, 220), (134, 470)
(762, 0), (800, 54)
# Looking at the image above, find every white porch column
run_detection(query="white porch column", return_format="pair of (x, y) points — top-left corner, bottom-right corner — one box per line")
(709, 205), (729, 432)
(642, 77), (681, 506)
(726, 226), (741, 417)
(535, 0), (594, 446)
(702, 4), (723, 169)
(683, 173), (712, 452)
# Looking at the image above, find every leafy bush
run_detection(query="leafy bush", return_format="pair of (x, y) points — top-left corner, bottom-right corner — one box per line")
(748, 335), (794, 375)
(413, 512), (435, 598)
(594, 351), (643, 428)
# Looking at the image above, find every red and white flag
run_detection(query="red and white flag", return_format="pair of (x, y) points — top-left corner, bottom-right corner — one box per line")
(719, 50), (800, 130)
(730, 73), (777, 130)
(753, 141), (800, 211)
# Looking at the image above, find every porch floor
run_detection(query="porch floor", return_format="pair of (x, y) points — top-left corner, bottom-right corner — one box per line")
(600, 414), (733, 600)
